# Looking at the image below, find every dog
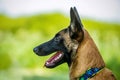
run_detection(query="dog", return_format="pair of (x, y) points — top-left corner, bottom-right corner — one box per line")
(33, 7), (116, 80)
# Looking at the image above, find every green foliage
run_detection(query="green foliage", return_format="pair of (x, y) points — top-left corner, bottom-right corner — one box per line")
(0, 13), (120, 80)
(0, 53), (11, 70)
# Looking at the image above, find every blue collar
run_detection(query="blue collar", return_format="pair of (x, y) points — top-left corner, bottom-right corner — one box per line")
(79, 67), (103, 80)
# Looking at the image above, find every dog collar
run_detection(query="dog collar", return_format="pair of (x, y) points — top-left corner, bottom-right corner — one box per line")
(79, 67), (103, 80)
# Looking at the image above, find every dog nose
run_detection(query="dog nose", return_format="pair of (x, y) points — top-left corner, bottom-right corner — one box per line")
(33, 47), (39, 53)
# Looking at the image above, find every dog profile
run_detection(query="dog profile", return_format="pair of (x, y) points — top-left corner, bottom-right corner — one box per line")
(33, 7), (116, 80)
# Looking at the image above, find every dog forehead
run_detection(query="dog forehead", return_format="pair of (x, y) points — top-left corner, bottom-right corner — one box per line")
(58, 28), (71, 40)
(59, 28), (69, 35)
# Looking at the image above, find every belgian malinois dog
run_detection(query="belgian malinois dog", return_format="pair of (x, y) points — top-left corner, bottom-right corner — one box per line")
(33, 7), (116, 80)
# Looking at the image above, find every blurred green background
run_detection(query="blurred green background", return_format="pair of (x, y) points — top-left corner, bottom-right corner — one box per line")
(0, 13), (120, 80)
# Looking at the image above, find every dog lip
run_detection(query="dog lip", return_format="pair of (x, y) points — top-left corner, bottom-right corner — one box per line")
(44, 51), (64, 68)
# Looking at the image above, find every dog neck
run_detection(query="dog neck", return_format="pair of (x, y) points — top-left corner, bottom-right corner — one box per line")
(70, 29), (105, 79)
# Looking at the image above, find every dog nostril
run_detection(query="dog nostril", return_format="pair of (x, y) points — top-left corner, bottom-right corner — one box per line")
(33, 48), (39, 53)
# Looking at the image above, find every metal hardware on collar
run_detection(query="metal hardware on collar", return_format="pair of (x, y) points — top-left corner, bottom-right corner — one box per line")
(79, 67), (103, 80)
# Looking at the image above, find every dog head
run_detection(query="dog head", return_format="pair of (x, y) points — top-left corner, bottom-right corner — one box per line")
(33, 7), (84, 68)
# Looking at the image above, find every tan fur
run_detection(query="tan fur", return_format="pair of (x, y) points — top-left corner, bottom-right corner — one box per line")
(70, 29), (116, 80)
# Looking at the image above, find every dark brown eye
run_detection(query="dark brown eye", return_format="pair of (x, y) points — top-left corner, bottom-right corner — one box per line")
(54, 35), (63, 43)
(54, 36), (61, 42)
(54, 34), (60, 42)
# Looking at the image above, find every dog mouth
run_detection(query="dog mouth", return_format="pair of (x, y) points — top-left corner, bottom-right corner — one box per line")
(44, 51), (64, 68)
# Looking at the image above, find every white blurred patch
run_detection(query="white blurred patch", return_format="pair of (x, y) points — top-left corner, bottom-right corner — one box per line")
(0, 0), (120, 22)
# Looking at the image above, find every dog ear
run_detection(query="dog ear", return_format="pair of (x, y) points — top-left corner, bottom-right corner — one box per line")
(69, 7), (83, 41)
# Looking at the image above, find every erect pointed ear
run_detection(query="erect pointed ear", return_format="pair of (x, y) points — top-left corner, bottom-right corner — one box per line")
(69, 7), (84, 41)
(70, 7), (83, 32)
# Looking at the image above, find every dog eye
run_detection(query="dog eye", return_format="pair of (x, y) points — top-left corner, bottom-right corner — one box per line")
(54, 36), (61, 42)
